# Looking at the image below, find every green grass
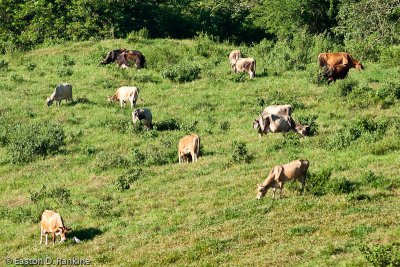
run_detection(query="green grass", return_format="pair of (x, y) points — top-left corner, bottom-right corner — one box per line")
(0, 38), (400, 266)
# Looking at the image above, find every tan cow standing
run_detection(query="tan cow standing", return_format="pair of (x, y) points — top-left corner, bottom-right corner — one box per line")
(40, 210), (71, 245)
(234, 58), (256, 79)
(318, 52), (363, 70)
(178, 134), (200, 163)
(256, 159), (310, 199)
(108, 86), (140, 108)
(229, 50), (241, 71)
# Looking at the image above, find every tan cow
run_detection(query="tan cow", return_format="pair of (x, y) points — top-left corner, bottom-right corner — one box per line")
(178, 134), (200, 163)
(108, 86), (140, 108)
(229, 50), (241, 71)
(234, 58), (256, 78)
(46, 83), (73, 106)
(40, 210), (71, 245)
(253, 113), (309, 137)
(256, 159), (310, 199)
(318, 52), (363, 70)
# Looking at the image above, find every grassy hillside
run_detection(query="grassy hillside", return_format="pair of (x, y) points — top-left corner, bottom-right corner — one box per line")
(0, 38), (399, 266)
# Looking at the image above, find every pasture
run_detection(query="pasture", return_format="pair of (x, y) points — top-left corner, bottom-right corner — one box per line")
(0, 37), (399, 266)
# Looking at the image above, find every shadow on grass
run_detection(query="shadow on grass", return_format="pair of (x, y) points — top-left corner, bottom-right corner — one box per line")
(69, 97), (95, 106)
(73, 227), (102, 241)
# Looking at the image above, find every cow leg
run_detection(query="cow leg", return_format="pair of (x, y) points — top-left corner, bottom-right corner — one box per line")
(40, 230), (43, 244)
(52, 232), (55, 245)
(272, 188), (276, 198)
(301, 175), (306, 195)
(120, 100), (123, 108)
(45, 234), (48, 246)
(279, 182), (284, 198)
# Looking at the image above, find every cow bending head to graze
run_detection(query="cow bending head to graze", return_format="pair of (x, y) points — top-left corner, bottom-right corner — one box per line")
(116, 50), (146, 69)
(234, 58), (256, 79)
(229, 50), (241, 71)
(253, 113), (309, 138)
(132, 108), (153, 129)
(100, 49), (127, 65)
(256, 159), (310, 199)
(178, 134), (200, 163)
(40, 210), (71, 246)
(46, 83), (73, 107)
(108, 86), (140, 108)
(318, 52), (364, 71)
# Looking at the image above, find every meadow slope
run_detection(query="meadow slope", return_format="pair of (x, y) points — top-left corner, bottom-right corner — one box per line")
(0, 38), (399, 266)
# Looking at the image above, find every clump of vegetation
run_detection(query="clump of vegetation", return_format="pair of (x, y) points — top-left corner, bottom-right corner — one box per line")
(162, 62), (201, 83)
(334, 78), (359, 97)
(156, 119), (181, 131)
(26, 62), (37, 71)
(359, 171), (396, 190)
(327, 177), (357, 194)
(375, 81), (400, 107)
(61, 55), (75, 66)
(230, 72), (247, 83)
(57, 67), (73, 77)
(0, 59), (9, 71)
(219, 121), (230, 132)
(91, 196), (120, 218)
(287, 226), (317, 237)
(304, 169), (332, 196)
(194, 32), (218, 58)
(30, 185), (71, 204)
(267, 132), (301, 152)
(94, 152), (130, 171)
(126, 27), (149, 42)
(296, 115), (318, 136)
(7, 122), (65, 163)
(10, 74), (24, 83)
(230, 141), (252, 164)
(360, 242), (400, 267)
(114, 168), (142, 191)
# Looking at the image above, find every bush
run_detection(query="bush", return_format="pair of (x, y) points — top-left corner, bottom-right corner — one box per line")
(8, 122), (65, 163)
(61, 55), (75, 66)
(30, 185), (71, 204)
(219, 121), (230, 132)
(287, 226), (317, 237)
(305, 169), (332, 196)
(327, 177), (357, 194)
(360, 242), (400, 267)
(335, 78), (358, 97)
(296, 114), (318, 136)
(231, 141), (252, 164)
(267, 132), (301, 152)
(94, 152), (130, 171)
(194, 32), (218, 58)
(375, 81), (400, 107)
(359, 171), (394, 189)
(380, 45), (400, 67)
(156, 119), (181, 131)
(26, 62), (37, 71)
(126, 28), (149, 43)
(114, 168), (142, 191)
(10, 74), (24, 83)
(162, 62), (201, 83)
(57, 67), (73, 77)
(0, 59), (9, 71)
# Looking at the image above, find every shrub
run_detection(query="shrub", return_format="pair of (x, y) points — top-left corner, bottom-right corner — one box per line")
(267, 132), (301, 152)
(30, 185), (71, 204)
(360, 242), (400, 267)
(180, 120), (198, 134)
(57, 67), (73, 77)
(0, 59), (9, 71)
(305, 169), (332, 196)
(94, 152), (130, 171)
(380, 45), (400, 67)
(359, 171), (394, 189)
(194, 32), (218, 58)
(114, 168), (142, 191)
(156, 119), (181, 131)
(327, 177), (357, 194)
(219, 121), (230, 132)
(8, 122), (65, 163)
(61, 55), (75, 66)
(335, 78), (358, 97)
(126, 28), (149, 43)
(230, 72), (247, 83)
(375, 81), (400, 107)
(132, 73), (159, 83)
(26, 62), (37, 71)
(10, 74), (24, 83)
(296, 114), (318, 136)
(231, 141), (252, 164)
(162, 62), (201, 83)
(287, 226), (317, 237)
(130, 148), (146, 165)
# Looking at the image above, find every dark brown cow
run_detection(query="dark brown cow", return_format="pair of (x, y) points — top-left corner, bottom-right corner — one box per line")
(318, 52), (363, 70)
(116, 51), (146, 69)
(100, 49), (127, 65)
(322, 64), (350, 84)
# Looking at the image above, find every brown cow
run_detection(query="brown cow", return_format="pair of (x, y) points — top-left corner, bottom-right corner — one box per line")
(100, 48), (127, 65)
(318, 52), (363, 70)
(116, 50), (146, 69)
(256, 159), (310, 199)
(40, 210), (71, 245)
(234, 58), (256, 79)
(229, 50), (241, 71)
(178, 134), (200, 163)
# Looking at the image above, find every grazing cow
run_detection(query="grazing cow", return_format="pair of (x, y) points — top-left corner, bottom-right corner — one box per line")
(229, 50), (241, 71)
(234, 58), (256, 78)
(260, 104), (292, 118)
(108, 86), (140, 108)
(318, 52), (363, 70)
(40, 210), (71, 245)
(253, 113), (309, 137)
(100, 49), (127, 65)
(256, 159), (310, 199)
(322, 64), (350, 84)
(132, 108), (153, 129)
(178, 134), (200, 163)
(46, 83), (73, 107)
(116, 50), (146, 69)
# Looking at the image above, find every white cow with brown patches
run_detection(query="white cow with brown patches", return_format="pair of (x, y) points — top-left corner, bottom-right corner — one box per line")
(234, 58), (256, 78)
(40, 210), (71, 245)
(178, 134), (200, 163)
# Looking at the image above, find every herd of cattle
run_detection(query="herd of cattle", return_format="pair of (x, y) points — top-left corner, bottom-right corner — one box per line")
(40, 48), (364, 244)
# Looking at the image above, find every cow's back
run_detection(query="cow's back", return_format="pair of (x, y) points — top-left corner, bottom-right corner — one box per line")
(55, 83), (72, 99)
(179, 134), (198, 153)
(282, 160), (309, 179)
(262, 105), (292, 117)
(117, 86), (137, 99)
(41, 210), (63, 230)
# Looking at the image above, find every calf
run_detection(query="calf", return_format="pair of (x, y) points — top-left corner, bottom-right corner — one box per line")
(253, 113), (309, 137)
(256, 159), (310, 199)
(116, 50), (146, 69)
(234, 58), (256, 79)
(40, 210), (71, 245)
(229, 50), (241, 71)
(178, 134), (200, 163)
(100, 49), (126, 65)
(46, 83), (73, 107)
(108, 86), (140, 108)
(132, 108), (153, 129)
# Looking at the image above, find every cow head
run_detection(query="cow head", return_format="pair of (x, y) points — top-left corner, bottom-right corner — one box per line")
(132, 109), (140, 123)
(356, 63), (364, 70)
(295, 123), (310, 136)
(253, 119), (260, 130)
(256, 184), (268, 200)
(46, 97), (53, 107)
(56, 226), (71, 242)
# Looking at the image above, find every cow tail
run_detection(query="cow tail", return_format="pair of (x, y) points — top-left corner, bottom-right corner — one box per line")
(254, 59), (256, 76)
(196, 135), (200, 156)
